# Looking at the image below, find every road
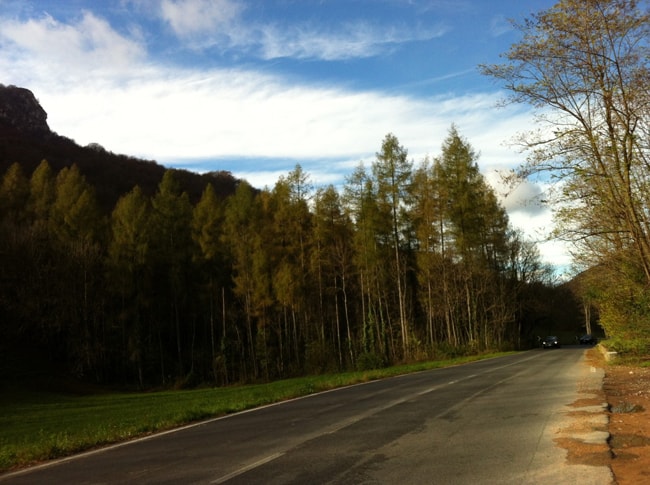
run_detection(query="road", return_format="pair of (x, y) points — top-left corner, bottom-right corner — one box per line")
(1, 347), (612, 484)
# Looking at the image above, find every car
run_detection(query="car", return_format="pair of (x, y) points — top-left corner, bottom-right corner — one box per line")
(542, 336), (560, 348)
(579, 334), (597, 345)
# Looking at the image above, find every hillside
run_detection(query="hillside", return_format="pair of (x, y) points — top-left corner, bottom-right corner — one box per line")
(0, 84), (241, 210)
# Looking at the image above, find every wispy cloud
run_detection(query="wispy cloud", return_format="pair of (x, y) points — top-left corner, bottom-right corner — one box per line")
(4, 0), (445, 64)
(257, 22), (448, 61)
(394, 68), (477, 91)
(403, 0), (475, 14)
(489, 14), (512, 37)
(159, 0), (244, 38)
(0, 11), (145, 75)
(148, 0), (448, 60)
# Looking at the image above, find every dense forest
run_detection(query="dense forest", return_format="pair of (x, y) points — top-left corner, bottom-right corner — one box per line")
(1, 107), (583, 388)
(3, 0), (647, 391)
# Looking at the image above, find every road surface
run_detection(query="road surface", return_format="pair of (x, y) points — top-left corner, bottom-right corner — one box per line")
(1, 347), (612, 484)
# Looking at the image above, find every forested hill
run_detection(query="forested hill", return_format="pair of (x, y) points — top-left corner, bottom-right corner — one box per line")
(0, 84), (241, 209)
(0, 84), (587, 391)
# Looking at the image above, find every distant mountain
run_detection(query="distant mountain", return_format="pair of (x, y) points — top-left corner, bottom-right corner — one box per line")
(0, 84), (242, 211)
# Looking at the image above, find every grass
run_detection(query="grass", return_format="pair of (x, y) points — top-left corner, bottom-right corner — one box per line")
(0, 352), (510, 472)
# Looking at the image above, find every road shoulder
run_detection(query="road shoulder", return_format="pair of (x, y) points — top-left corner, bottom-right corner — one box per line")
(602, 352), (650, 485)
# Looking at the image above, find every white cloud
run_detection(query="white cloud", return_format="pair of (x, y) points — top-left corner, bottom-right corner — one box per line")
(29, 68), (516, 165)
(159, 0), (243, 38)
(504, 180), (546, 214)
(484, 171), (548, 216)
(509, 208), (573, 274)
(0, 11), (145, 76)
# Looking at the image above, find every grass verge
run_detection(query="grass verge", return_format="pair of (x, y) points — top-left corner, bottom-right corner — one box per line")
(0, 352), (510, 472)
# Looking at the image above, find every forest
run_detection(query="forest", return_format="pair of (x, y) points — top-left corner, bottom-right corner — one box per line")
(0, 126), (572, 389)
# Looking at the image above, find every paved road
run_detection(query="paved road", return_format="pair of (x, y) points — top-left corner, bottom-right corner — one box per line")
(1, 348), (612, 484)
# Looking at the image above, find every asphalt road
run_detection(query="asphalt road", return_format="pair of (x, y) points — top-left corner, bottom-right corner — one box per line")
(1, 347), (612, 484)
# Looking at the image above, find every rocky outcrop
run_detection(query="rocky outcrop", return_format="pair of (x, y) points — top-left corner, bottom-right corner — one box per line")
(0, 84), (51, 137)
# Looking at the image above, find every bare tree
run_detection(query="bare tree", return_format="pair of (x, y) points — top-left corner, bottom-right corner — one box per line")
(481, 0), (650, 282)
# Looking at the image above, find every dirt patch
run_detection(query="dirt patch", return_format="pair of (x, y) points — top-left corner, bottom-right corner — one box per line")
(604, 360), (650, 484)
(556, 437), (612, 466)
(570, 397), (608, 408)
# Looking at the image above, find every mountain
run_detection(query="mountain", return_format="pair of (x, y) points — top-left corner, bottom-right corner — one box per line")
(0, 84), (242, 211)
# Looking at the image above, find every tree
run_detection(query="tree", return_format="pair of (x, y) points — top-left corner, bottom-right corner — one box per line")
(150, 171), (194, 380)
(344, 163), (392, 363)
(51, 165), (103, 243)
(481, 0), (650, 338)
(311, 185), (356, 369)
(222, 181), (263, 380)
(0, 163), (29, 229)
(192, 184), (224, 264)
(108, 186), (151, 387)
(192, 183), (228, 383)
(0, 163), (30, 350)
(437, 126), (490, 261)
(428, 127), (517, 349)
(372, 133), (414, 359)
(28, 160), (55, 224)
(47, 164), (106, 378)
(268, 165), (313, 374)
(411, 158), (446, 348)
(10, 160), (57, 347)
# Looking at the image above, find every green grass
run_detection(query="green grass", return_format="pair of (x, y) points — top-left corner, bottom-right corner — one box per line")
(0, 352), (511, 472)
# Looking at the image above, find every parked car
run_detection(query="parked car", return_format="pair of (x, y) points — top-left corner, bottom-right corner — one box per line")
(542, 336), (560, 348)
(579, 334), (597, 345)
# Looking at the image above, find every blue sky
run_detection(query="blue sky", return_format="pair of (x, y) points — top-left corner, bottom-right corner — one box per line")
(0, 0), (571, 271)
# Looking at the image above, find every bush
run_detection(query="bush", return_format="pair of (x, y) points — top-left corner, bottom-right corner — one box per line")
(604, 337), (650, 357)
(355, 352), (386, 371)
(304, 341), (338, 374)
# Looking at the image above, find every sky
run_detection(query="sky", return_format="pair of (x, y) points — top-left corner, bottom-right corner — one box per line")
(0, 0), (573, 274)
